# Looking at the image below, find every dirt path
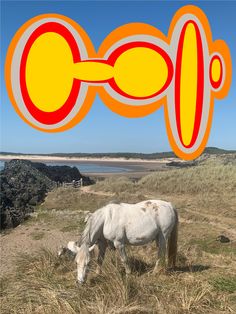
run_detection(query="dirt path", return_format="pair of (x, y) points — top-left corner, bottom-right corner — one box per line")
(145, 192), (236, 240)
(182, 207), (236, 238)
(80, 185), (114, 197)
(0, 186), (111, 277)
(0, 222), (76, 276)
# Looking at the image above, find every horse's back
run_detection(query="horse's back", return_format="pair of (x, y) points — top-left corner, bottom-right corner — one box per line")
(104, 200), (175, 223)
(102, 200), (176, 245)
(121, 200), (176, 238)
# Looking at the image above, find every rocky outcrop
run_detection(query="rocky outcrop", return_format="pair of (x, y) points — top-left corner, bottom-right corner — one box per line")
(0, 160), (54, 229)
(30, 161), (92, 185)
(167, 161), (197, 168)
(0, 159), (93, 229)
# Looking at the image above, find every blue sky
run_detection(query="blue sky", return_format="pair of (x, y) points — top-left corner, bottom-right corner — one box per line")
(1, 0), (236, 154)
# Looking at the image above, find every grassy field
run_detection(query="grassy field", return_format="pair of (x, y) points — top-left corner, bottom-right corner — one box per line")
(1, 156), (236, 313)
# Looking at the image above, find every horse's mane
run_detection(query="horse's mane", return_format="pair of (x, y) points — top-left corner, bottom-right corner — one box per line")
(77, 215), (92, 247)
(77, 208), (104, 247)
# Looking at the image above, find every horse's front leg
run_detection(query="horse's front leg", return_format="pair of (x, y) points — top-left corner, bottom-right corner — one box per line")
(96, 239), (107, 274)
(114, 241), (131, 274)
(154, 232), (166, 273)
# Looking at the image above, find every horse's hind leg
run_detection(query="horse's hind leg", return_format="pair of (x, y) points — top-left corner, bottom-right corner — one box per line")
(153, 232), (166, 273)
(96, 239), (107, 274)
(114, 241), (131, 274)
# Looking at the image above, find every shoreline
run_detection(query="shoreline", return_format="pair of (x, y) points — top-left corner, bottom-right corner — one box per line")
(0, 154), (179, 164)
(0, 154), (176, 178)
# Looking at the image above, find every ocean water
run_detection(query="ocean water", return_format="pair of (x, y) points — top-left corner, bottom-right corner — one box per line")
(0, 160), (130, 173)
(0, 160), (4, 171)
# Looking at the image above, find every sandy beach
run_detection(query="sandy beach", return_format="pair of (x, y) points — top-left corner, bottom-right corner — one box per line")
(0, 154), (178, 163)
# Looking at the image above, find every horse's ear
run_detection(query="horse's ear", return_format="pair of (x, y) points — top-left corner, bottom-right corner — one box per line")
(67, 241), (79, 253)
(84, 212), (92, 223)
(58, 246), (66, 257)
(88, 244), (96, 252)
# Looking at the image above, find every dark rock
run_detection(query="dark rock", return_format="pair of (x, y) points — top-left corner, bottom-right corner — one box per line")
(31, 161), (92, 185)
(167, 161), (197, 168)
(0, 159), (93, 229)
(0, 160), (54, 229)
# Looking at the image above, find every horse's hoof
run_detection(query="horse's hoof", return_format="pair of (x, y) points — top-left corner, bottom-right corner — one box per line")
(76, 279), (84, 286)
(153, 266), (165, 274)
(152, 268), (159, 274)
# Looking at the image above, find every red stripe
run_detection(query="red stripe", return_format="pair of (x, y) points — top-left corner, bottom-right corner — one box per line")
(175, 20), (204, 148)
(20, 22), (81, 125)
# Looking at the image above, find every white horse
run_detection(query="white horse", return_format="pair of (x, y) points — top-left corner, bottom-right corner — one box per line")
(74, 200), (178, 283)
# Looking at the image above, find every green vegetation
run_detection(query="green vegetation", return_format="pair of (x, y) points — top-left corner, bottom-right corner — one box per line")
(211, 277), (236, 293)
(1, 147), (235, 160)
(189, 238), (236, 256)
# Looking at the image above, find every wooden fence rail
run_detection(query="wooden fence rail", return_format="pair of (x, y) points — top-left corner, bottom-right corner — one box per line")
(60, 178), (83, 188)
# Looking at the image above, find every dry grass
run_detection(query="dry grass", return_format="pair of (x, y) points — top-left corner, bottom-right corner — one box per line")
(1, 156), (236, 313)
(138, 164), (236, 196)
(1, 244), (235, 314)
(40, 187), (111, 212)
(93, 163), (236, 197)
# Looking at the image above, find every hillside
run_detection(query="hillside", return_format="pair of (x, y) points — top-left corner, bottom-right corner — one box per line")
(0, 155), (235, 313)
(1, 147), (235, 160)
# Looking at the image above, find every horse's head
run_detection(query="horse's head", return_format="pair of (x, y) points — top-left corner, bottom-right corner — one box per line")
(58, 241), (79, 258)
(75, 244), (91, 284)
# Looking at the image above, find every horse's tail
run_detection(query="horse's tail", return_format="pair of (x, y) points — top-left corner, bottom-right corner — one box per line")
(167, 207), (178, 269)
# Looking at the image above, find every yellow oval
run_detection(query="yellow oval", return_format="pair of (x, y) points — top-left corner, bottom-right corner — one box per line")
(211, 58), (221, 83)
(180, 23), (198, 146)
(113, 47), (168, 98)
(26, 32), (74, 112)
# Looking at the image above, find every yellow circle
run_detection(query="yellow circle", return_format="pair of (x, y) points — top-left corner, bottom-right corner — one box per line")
(113, 47), (168, 98)
(26, 33), (74, 112)
(211, 57), (221, 83)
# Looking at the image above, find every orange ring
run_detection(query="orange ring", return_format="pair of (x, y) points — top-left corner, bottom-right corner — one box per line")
(5, 13), (96, 133)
